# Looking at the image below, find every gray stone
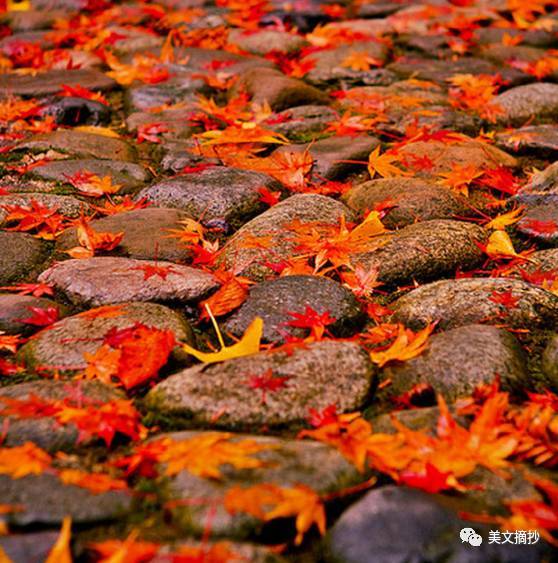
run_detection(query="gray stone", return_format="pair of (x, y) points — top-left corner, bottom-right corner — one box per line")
(136, 167), (282, 229)
(232, 67), (330, 111)
(0, 69), (116, 98)
(514, 161), (558, 207)
(228, 29), (307, 55)
(353, 220), (486, 286)
(302, 41), (389, 86)
(160, 431), (362, 538)
(272, 134), (380, 181)
(125, 106), (198, 140)
(325, 486), (544, 563)
(266, 105), (339, 142)
(0, 380), (123, 451)
(146, 340), (374, 429)
(496, 124), (558, 157)
(494, 82), (558, 126)
(0, 194), (88, 226)
(225, 275), (363, 343)
(125, 79), (202, 113)
(31, 159), (151, 192)
(219, 194), (353, 280)
(0, 532), (59, 563)
(38, 257), (219, 307)
(391, 278), (558, 331)
(0, 232), (49, 285)
(0, 294), (68, 336)
(516, 204), (558, 244)
(343, 178), (468, 229)
(18, 301), (194, 372)
(55, 208), (195, 262)
(379, 325), (528, 403)
(16, 130), (137, 162)
(1, 473), (131, 526)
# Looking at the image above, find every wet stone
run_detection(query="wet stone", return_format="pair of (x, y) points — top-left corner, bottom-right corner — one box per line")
(0, 193), (88, 225)
(232, 67), (330, 111)
(325, 486), (545, 563)
(31, 159), (151, 193)
(0, 69), (116, 98)
(38, 257), (219, 307)
(159, 431), (363, 538)
(378, 325), (528, 403)
(146, 340), (375, 429)
(516, 204), (558, 245)
(494, 82), (558, 126)
(0, 294), (69, 336)
(136, 167), (282, 229)
(16, 130), (137, 162)
(272, 134), (380, 181)
(0, 380), (123, 452)
(219, 194), (353, 281)
(391, 277), (558, 331)
(224, 275), (364, 343)
(55, 208), (195, 263)
(343, 178), (468, 229)
(301, 41), (389, 86)
(0, 232), (49, 285)
(1, 473), (131, 526)
(496, 124), (558, 157)
(18, 301), (194, 372)
(352, 220), (486, 286)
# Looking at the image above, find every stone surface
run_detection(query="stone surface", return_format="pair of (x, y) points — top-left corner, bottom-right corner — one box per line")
(31, 159), (151, 192)
(220, 194), (353, 280)
(494, 82), (558, 126)
(136, 167), (282, 229)
(40, 96), (111, 127)
(0, 294), (68, 335)
(0, 232), (49, 285)
(0, 532), (60, 563)
(514, 161), (558, 207)
(343, 178), (468, 228)
(1, 473), (131, 526)
(147, 340), (374, 429)
(272, 134), (380, 181)
(516, 204), (558, 244)
(391, 278), (558, 331)
(228, 29), (307, 55)
(225, 275), (363, 343)
(18, 302), (194, 371)
(325, 486), (544, 563)
(353, 220), (486, 286)
(266, 105), (339, 142)
(38, 257), (219, 307)
(0, 69), (116, 97)
(496, 124), (558, 157)
(160, 431), (363, 538)
(0, 380), (123, 451)
(232, 67), (330, 111)
(55, 207), (195, 262)
(378, 325), (528, 403)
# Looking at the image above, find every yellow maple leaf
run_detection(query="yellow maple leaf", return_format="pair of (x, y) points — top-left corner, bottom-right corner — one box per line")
(437, 164), (484, 196)
(75, 174), (122, 198)
(161, 433), (270, 479)
(341, 51), (382, 72)
(484, 230), (524, 260)
(367, 147), (408, 179)
(370, 323), (434, 368)
(486, 207), (525, 230)
(45, 516), (72, 563)
(0, 442), (52, 479)
(182, 306), (263, 364)
(7, 0), (31, 11)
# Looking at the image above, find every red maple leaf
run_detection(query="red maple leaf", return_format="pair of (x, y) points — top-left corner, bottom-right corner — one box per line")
(137, 123), (169, 144)
(398, 462), (456, 493)
(392, 383), (436, 410)
(257, 186), (281, 206)
(0, 283), (54, 298)
(16, 306), (59, 327)
(245, 369), (290, 404)
(489, 289), (521, 309)
(479, 166), (521, 195)
(285, 306), (336, 340)
(131, 263), (178, 280)
(307, 404), (339, 428)
(521, 219), (558, 235)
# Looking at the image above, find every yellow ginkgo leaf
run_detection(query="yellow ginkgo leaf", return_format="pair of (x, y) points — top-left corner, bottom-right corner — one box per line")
(74, 126), (121, 138)
(183, 306), (263, 364)
(45, 516), (72, 563)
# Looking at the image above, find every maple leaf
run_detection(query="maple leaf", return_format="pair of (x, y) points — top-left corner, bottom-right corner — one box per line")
(58, 469), (127, 494)
(66, 171), (122, 198)
(59, 84), (108, 104)
(83, 345), (121, 385)
(521, 219), (558, 236)
(398, 462), (456, 493)
(198, 273), (251, 319)
(369, 323), (434, 367)
(245, 369), (290, 404)
(489, 290), (521, 309)
(0, 332), (23, 354)
(225, 483), (326, 545)
(183, 306), (263, 364)
(1, 199), (67, 240)
(65, 217), (124, 259)
(196, 122), (289, 147)
(482, 230), (531, 262)
(137, 122), (169, 144)
(160, 433), (271, 479)
(286, 306), (336, 341)
(131, 262), (178, 281)
(16, 305), (59, 327)
(91, 196), (150, 216)
(437, 164), (484, 196)
(104, 51), (171, 86)
(341, 51), (382, 71)
(0, 442), (52, 478)
(89, 534), (160, 563)
(486, 207), (524, 230)
(367, 147), (408, 179)
(258, 186), (281, 206)
(44, 516), (72, 563)
(0, 282), (54, 298)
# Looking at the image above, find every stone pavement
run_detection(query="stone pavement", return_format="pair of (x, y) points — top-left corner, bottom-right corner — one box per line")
(0, 0), (558, 561)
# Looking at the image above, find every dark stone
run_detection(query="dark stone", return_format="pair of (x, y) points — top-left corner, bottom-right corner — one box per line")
(40, 96), (111, 126)
(0, 232), (49, 285)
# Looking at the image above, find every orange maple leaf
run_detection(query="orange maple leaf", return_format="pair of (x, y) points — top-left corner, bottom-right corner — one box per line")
(369, 323), (435, 367)
(367, 147), (408, 179)
(0, 442), (52, 478)
(58, 469), (128, 494)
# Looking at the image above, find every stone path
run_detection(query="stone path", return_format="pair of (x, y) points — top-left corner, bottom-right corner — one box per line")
(1, 0), (558, 561)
